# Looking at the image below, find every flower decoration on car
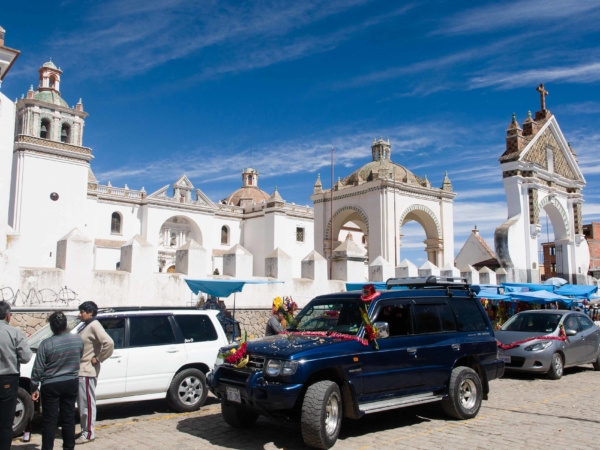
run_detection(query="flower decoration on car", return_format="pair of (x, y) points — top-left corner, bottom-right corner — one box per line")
(496, 323), (567, 350)
(360, 306), (379, 350)
(218, 331), (249, 368)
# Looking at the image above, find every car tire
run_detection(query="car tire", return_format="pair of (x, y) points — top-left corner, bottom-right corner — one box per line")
(301, 380), (342, 450)
(166, 369), (208, 412)
(442, 366), (483, 420)
(13, 387), (34, 437)
(592, 352), (600, 371)
(547, 352), (564, 380)
(221, 402), (259, 428)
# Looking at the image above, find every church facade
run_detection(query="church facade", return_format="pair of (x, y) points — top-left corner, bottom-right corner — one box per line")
(6, 60), (314, 279)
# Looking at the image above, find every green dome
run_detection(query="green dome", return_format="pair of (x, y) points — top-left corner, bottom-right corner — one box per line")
(42, 60), (57, 69)
(34, 90), (68, 108)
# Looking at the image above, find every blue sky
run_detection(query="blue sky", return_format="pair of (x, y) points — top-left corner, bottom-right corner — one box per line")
(3, 0), (600, 265)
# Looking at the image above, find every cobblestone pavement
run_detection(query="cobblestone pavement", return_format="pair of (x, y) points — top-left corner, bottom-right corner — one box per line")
(11, 366), (600, 450)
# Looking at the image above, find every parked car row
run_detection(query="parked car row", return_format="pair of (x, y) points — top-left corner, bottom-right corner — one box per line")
(14, 280), (600, 449)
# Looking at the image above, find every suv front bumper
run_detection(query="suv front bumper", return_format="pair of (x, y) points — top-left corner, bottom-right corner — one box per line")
(208, 365), (303, 413)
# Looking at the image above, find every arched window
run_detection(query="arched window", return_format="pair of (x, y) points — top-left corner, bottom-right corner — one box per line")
(247, 175), (253, 186)
(49, 75), (56, 89)
(61, 124), (71, 143)
(221, 226), (229, 245)
(111, 212), (122, 234)
(40, 119), (51, 139)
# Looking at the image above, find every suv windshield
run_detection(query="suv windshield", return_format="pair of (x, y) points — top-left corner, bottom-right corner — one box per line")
(28, 315), (81, 350)
(501, 313), (562, 333)
(288, 299), (363, 335)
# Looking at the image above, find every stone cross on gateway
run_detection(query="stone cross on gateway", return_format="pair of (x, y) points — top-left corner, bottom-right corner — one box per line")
(536, 83), (549, 111)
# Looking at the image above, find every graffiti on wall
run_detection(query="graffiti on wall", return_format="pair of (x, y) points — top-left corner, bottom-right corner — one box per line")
(0, 286), (78, 306)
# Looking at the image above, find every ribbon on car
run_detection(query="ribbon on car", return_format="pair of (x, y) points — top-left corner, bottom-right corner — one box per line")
(496, 324), (567, 350)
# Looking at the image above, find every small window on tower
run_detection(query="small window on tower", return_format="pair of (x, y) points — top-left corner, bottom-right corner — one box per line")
(111, 212), (122, 234)
(296, 227), (304, 242)
(61, 124), (71, 143)
(40, 119), (51, 139)
(247, 175), (253, 186)
(49, 75), (56, 89)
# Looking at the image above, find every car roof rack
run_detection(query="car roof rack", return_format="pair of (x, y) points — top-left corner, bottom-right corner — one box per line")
(386, 276), (469, 290)
(97, 306), (201, 313)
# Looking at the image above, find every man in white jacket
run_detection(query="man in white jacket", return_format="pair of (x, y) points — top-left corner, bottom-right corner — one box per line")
(75, 302), (114, 445)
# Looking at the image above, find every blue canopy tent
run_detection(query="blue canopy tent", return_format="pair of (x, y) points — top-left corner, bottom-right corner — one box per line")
(501, 283), (554, 293)
(184, 278), (284, 340)
(345, 282), (408, 292)
(508, 289), (574, 308)
(554, 284), (598, 300)
(475, 289), (511, 301)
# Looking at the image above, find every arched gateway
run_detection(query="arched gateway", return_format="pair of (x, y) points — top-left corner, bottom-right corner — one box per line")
(495, 86), (590, 284)
(311, 139), (455, 277)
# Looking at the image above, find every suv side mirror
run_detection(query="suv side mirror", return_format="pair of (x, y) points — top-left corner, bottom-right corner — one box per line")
(565, 328), (578, 336)
(373, 322), (389, 339)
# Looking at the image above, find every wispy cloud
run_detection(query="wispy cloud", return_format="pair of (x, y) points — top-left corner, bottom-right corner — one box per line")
(558, 101), (600, 115)
(469, 61), (600, 90)
(437, 0), (600, 36)
(54, 0), (413, 80)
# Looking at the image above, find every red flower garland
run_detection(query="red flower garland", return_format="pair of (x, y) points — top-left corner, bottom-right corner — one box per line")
(280, 331), (369, 346)
(496, 325), (567, 350)
(225, 342), (248, 364)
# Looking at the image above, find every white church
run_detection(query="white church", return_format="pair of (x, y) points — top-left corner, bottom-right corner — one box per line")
(0, 27), (594, 315)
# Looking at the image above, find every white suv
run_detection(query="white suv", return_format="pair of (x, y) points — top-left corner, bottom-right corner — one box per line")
(13, 308), (229, 436)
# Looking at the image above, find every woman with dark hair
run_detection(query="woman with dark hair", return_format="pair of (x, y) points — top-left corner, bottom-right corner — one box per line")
(31, 311), (83, 450)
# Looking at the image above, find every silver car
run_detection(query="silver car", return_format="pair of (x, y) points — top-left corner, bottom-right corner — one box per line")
(496, 310), (600, 379)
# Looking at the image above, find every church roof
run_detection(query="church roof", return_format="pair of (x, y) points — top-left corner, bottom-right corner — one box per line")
(34, 90), (68, 107)
(223, 186), (270, 206)
(42, 60), (57, 69)
(339, 159), (428, 188)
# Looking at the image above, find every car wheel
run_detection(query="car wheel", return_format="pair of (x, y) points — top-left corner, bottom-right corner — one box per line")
(221, 402), (259, 428)
(166, 369), (208, 412)
(442, 366), (483, 420)
(547, 352), (564, 380)
(592, 352), (600, 371)
(301, 380), (342, 449)
(13, 387), (34, 437)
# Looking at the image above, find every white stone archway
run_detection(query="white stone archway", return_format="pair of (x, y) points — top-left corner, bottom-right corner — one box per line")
(398, 204), (443, 265)
(494, 103), (590, 283)
(157, 216), (203, 272)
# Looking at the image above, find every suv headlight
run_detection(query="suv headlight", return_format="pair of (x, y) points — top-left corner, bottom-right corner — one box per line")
(524, 341), (553, 351)
(265, 360), (299, 376)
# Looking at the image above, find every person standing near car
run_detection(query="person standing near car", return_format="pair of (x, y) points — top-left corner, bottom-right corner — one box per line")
(0, 301), (32, 450)
(31, 311), (83, 450)
(76, 302), (113, 445)
(265, 307), (286, 336)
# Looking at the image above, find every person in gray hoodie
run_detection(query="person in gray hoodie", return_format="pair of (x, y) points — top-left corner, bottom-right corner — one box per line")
(0, 301), (32, 450)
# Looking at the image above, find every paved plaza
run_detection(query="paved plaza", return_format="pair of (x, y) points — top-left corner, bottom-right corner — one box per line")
(11, 366), (600, 450)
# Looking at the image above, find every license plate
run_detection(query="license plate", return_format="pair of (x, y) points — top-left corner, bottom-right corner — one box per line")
(226, 386), (241, 403)
(499, 355), (511, 363)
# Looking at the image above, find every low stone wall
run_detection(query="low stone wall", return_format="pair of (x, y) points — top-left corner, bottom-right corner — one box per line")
(10, 312), (50, 337)
(233, 309), (272, 339)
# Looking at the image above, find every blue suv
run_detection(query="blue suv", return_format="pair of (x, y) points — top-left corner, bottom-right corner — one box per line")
(208, 277), (504, 449)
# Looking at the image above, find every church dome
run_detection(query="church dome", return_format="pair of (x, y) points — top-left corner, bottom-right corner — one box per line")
(340, 160), (426, 187)
(42, 60), (58, 69)
(223, 186), (270, 206)
(34, 90), (68, 108)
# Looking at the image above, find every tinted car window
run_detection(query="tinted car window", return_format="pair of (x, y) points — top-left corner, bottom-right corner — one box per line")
(414, 305), (442, 334)
(374, 303), (413, 336)
(129, 316), (176, 347)
(174, 315), (218, 343)
(564, 315), (581, 332)
(501, 313), (561, 333)
(577, 316), (594, 331)
(98, 318), (125, 349)
(449, 298), (488, 332)
(438, 304), (457, 332)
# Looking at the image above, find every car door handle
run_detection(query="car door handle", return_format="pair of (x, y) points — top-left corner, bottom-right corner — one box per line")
(109, 355), (122, 359)
(407, 348), (417, 353)
(166, 349), (180, 353)
(451, 344), (460, 351)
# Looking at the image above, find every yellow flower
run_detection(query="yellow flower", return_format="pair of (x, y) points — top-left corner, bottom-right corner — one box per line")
(273, 296), (283, 309)
(229, 348), (236, 354)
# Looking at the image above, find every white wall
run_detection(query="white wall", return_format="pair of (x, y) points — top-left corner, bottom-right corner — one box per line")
(11, 152), (90, 268)
(94, 247), (121, 271)
(0, 92), (15, 226)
